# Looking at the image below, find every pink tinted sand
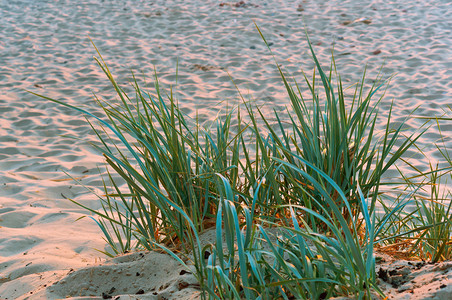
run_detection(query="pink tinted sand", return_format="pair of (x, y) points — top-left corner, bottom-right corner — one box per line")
(0, 0), (451, 298)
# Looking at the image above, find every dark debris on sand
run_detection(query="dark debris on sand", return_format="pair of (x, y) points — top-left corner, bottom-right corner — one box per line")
(219, 1), (259, 8)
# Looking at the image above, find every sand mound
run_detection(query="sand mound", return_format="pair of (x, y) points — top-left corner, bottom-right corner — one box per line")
(2, 249), (451, 300)
(2, 251), (201, 300)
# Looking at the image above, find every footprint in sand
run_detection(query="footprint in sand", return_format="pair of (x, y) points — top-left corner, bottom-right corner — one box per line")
(34, 212), (68, 225)
(0, 236), (43, 256)
(0, 210), (37, 228)
(0, 183), (24, 196)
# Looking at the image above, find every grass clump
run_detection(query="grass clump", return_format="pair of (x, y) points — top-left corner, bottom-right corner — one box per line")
(242, 27), (425, 230)
(376, 116), (452, 263)
(31, 26), (449, 299)
(411, 165), (452, 262)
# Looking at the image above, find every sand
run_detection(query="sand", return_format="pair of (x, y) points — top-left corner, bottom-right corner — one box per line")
(0, 0), (451, 299)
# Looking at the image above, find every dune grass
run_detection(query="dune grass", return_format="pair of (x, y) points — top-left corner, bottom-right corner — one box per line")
(31, 26), (451, 299)
(376, 117), (452, 263)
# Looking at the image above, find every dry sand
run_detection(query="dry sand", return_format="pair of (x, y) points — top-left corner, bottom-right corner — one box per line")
(1, 0), (451, 299)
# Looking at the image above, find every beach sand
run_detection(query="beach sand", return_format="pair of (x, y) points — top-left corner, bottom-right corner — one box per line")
(1, 0), (451, 298)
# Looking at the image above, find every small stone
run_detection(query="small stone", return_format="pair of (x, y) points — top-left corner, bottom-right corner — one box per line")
(102, 292), (112, 299)
(178, 280), (189, 290)
(179, 270), (190, 275)
(372, 49), (382, 55)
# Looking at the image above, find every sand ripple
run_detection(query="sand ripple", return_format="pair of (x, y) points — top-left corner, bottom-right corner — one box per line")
(0, 0), (451, 298)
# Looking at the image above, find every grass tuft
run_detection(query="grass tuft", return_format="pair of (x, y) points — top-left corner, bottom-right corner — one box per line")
(30, 26), (451, 299)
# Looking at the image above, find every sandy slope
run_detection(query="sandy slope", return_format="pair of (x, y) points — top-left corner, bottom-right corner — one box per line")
(2, 247), (451, 299)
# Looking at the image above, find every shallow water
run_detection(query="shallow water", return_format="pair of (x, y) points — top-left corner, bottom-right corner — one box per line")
(0, 0), (451, 285)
